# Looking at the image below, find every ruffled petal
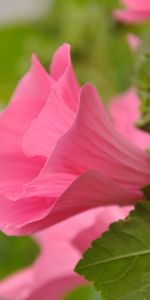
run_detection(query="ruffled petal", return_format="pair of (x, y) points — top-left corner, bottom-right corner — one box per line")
(0, 56), (53, 199)
(50, 44), (79, 111)
(0, 83), (148, 235)
(3, 170), (139, 235)
(0, 154), (44, 199)
(0, 172), (76, 234)
(0, 193), (54, 233)
(0, 206), (133, 300)
(50, 44), (79, 93)
(0, 55), (52, 155)
(50, 43), (79, 111)
(42, 84), (150, 192)
(22, 44), (79, 158)
(110, 88), (150, 150)
(27, 206), (131, 300)
(26, 206), (131, 300)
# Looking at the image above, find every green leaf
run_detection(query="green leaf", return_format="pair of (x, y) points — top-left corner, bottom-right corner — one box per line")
(76, 201), (150, 300)
(0, 232), (40, 279)
(63, 285), (100, 300)
(141, 185), (150, 199)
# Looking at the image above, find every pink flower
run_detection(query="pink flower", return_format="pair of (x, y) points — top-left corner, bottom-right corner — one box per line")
(126, 34), (142, 51)
(0, 206), (130, 300)
(110, 88), (150, 150)
(113, 0), (150, 24)
(0, 44), (150, 235)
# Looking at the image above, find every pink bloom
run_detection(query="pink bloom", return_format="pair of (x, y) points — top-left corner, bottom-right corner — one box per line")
(110, 88), (150, 150)
(0, 206), (130, 300)
(0, 44), (150, 235)
(126, 33), (141, 51)
(113, 0), (150, 24)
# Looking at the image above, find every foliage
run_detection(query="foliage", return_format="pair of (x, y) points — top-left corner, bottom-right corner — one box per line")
(64, 285), (100, 300)
(0, 232), (39, 279)
(0, 0), (132, 104)
(76, 201), (150, 300)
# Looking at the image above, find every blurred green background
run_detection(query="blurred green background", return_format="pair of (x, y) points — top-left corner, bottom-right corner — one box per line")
(0, 0), (150, 299)
(0, 0), (135, 104)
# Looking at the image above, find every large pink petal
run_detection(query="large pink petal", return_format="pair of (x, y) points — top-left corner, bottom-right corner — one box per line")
(0, 220), (83, 300)
(22, 90), (75, 158)
(0, 193), (54, 233)
(27, 206), (131, 300)
(0, 83), (147, 235)
(40, 84), (150, 192)
(34, 207), (104, 246)
(33, 242), (80, 289)
(122, 0), (150, 10)
(0, 268), (33, 300)
(114, 0), (150, 24)
(30, 240), (84, 300)
(3, 170), (139, 235)
(0, 56), (53, 198)
(0, 206), (132, 299)
(0, 56), (53, 199)
(113, 9), (150, 24)
(110, 88), (150, 150)
(22, 44), (79, 158)
(0, 55), (52, 156)
(27, 276), (84, 300)
(73, 206), (132, 253)
(0, 154), (44, 199)
(34, 206), (131, 253)
(0, 172), (76, 234)
(0, 45), (79, 199)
